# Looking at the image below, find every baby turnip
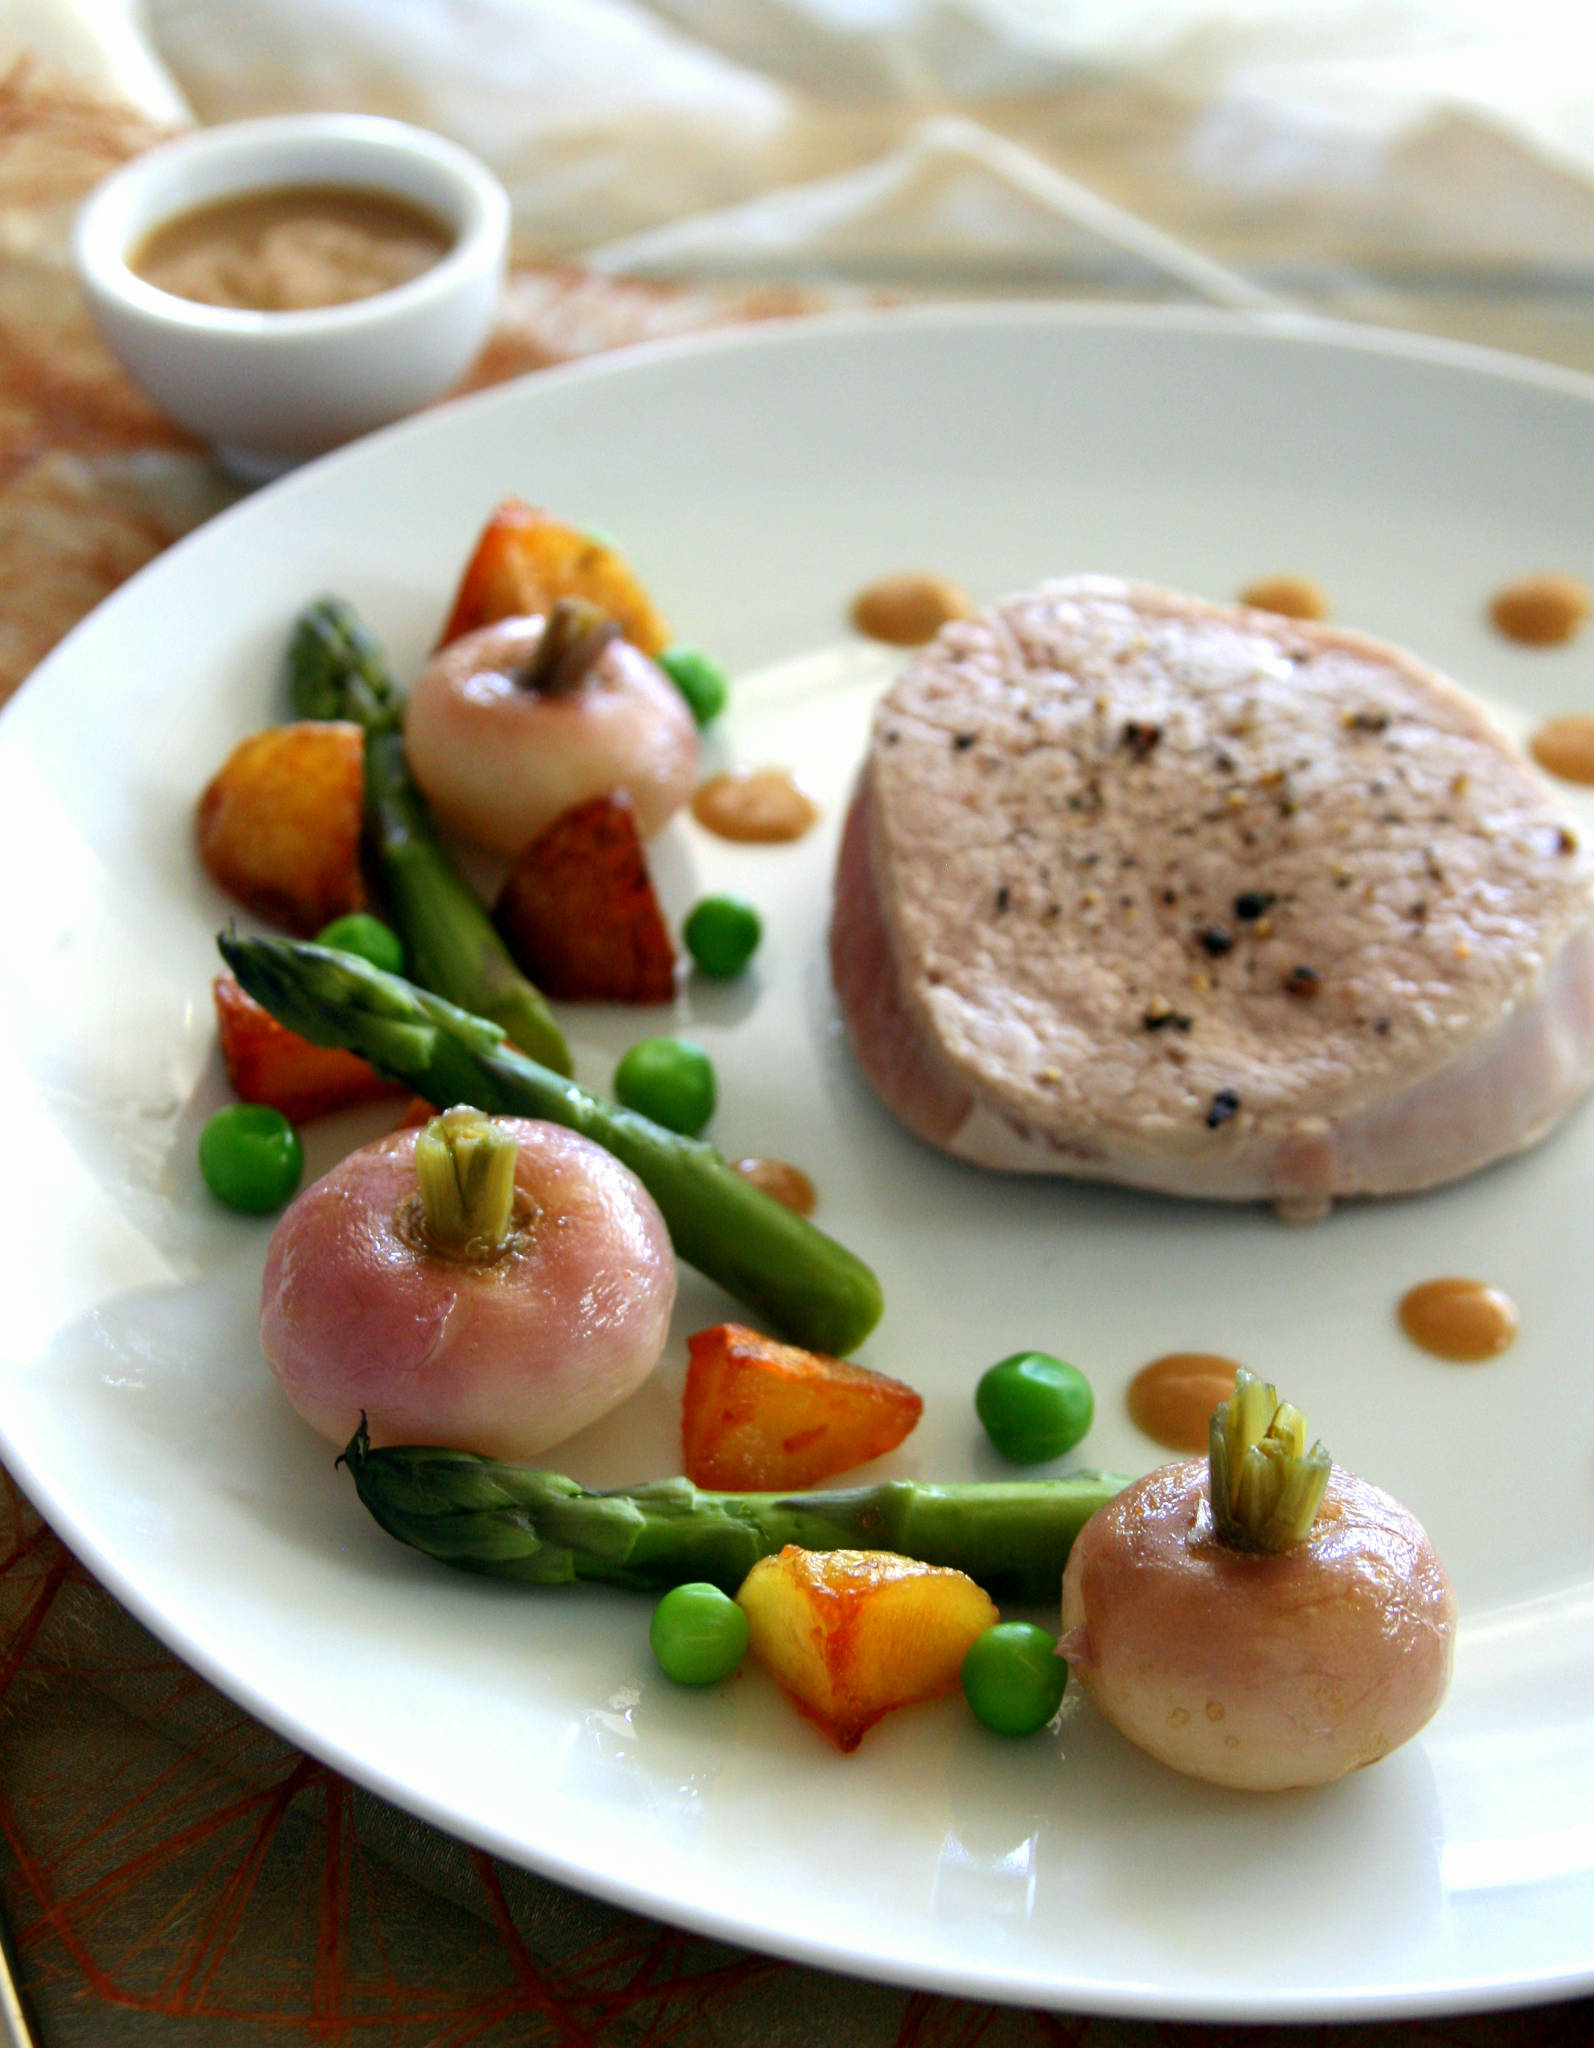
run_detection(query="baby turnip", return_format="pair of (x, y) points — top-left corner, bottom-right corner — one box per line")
(1060, 1371), (1456, 1791)
(404, 600), (698, 855)
(260, 1106), (676, 1459)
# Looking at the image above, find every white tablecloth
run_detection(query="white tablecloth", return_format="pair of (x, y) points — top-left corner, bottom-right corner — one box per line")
(18, 0), (1594, 367)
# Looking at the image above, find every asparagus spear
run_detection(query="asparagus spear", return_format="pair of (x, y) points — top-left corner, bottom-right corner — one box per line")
(341, 1418), (1128, 1602)
(218, 931), (886, 1356)
(288, 597), (573, 1077)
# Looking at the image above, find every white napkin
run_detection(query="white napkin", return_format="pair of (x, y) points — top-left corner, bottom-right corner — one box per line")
(16, 0), (1594, 362)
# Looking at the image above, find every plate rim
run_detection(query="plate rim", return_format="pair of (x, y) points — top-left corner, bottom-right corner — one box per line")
(13, 293), (1594, 744)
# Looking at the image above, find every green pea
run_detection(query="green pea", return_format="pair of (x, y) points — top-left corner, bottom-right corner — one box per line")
(683, 894), (761, 979)
(650, 1582), (749, 1685)
(614, 1037), (716, 1136)
(315, 912), (405, 975)
(198, 1103), (304, 1214)
(975, 1351), (1094, 1464)
(658, 644), (729, 727)
(961, 1623), (1069, 1736)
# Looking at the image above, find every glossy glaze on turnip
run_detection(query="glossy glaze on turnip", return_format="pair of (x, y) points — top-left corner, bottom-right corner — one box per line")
(1059, 1371), (1456, 1790)
(260, 1110), (676, 1459)
(404, 609), (697, 855)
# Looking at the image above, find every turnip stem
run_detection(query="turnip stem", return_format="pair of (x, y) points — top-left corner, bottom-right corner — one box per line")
(1209, 1368), (1330, 1552)
(513, 597), (621, 696)
(413, 1108), (518, 1259)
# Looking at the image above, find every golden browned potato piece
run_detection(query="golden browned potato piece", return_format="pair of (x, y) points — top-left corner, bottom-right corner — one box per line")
(737, 1546), (998, 1751)
(492, 793), (676, 1002)
(438, 498), (671, 654)
(682, 1323), (922, 1490)
(196, 721), (367, 934)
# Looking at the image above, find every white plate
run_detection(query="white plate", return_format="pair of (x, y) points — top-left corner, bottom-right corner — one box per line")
(4, 305), (1594, 2024)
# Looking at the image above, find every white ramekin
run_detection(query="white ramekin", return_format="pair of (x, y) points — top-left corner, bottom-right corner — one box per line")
(74, 113), (510, 480)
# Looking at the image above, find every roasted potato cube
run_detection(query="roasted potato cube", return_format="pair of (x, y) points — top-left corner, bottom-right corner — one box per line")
(438, 498), (671, 654)
(492, 792), (676, 1003)
(737, 1547), (999, 1751)
(214, 975), (405, 1124)
(682, 1323), (922, 1489)
(196, 721), (366, 934)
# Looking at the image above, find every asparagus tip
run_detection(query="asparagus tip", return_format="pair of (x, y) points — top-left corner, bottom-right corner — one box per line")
(336, 1412), (371, 1474)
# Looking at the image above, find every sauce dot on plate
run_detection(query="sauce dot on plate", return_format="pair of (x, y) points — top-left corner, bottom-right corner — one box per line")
(731, 1157), (817, 1216)
(1238, 575), (1329, 622)
(1529, 713), (1594, 787)
(692, 767), (819, 844)
(1489, 573), (1591, 648)
(1397, 1277), (1519, 1362)
(1127, 1352), (1242, 1452)
(851, 573), (971, 646)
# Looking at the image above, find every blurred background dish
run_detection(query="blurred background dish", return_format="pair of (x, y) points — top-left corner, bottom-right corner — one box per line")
(73, 111), (508, 479)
